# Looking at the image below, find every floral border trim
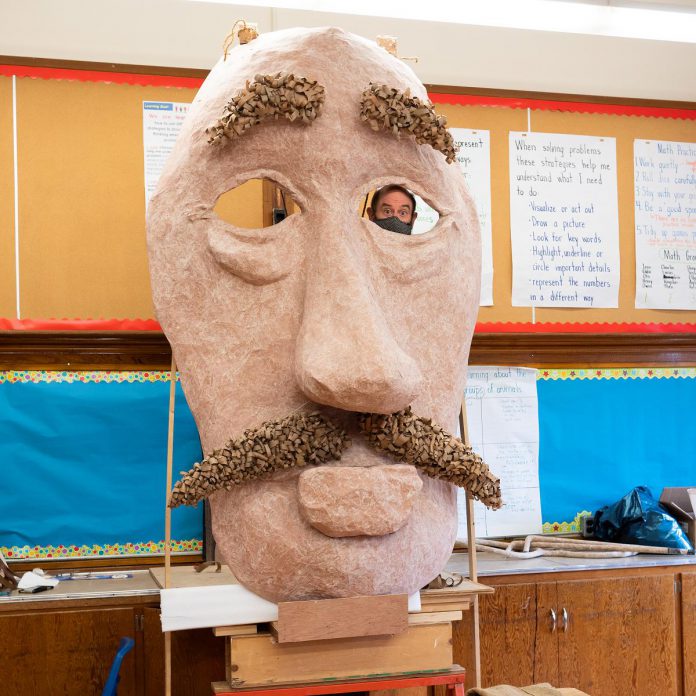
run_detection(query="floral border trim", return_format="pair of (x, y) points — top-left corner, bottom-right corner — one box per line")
(538, 367), (696, 380)
(0, 370), (178, 384)
(1, 538), (202, 560)
(542, 511), (593, 535)
(3, 367), (696, 385)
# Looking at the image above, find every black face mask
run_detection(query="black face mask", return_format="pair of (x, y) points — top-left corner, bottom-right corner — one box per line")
(373, 216), (413, 235)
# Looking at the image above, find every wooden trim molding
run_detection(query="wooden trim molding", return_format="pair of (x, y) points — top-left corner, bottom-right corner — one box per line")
(0, 55), (209, 79)
(1, 331), (696, 369)
(470, 332), (696, 367)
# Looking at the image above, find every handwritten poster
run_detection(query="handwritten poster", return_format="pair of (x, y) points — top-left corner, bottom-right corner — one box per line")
(143, 101), (190, 208)
(634, 139), (696, 309)
(413, 129), (493, 305)
(509, 132), (620, 308)
(457, 366), (542, 539)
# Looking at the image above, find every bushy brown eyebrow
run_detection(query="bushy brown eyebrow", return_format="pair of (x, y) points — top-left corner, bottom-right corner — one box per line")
(207, 72), (325, 144)
(359, 83), (457, 163)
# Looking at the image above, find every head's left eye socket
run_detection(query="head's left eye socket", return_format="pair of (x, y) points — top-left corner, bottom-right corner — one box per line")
(214, 179), (300, 229)
(361, 184), (440, 236)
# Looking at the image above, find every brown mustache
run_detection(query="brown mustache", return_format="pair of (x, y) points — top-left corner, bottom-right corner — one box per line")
(169, 407), (502, 510)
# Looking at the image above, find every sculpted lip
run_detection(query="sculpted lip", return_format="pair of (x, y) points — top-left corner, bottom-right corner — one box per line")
(169, 407), (502, 510)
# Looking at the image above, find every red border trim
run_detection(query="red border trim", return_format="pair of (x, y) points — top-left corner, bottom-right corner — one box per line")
(475, 322), (696, 334)
(428, 92), (696, 120)
(1, 65), (695, 119)
(0, 318), (162, 331)
(0, 64), (204, 89)
(1, 318), (695, 333)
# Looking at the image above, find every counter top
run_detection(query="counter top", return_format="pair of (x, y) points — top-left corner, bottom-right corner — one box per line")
(446, 549), (696, 577)
(1, 550), (695, 606)
(0, 569), (160, 606)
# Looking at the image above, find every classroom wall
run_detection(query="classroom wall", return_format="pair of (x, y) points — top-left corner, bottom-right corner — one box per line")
(2, 0), (696, 101)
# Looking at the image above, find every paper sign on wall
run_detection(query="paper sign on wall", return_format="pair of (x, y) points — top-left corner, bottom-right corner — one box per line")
(143, 101), (190, 209)
(413, 129), (493, 306)
(509, 132), (620, 308)
(457, 366), (542, 539)
(634, 139), (696, 310)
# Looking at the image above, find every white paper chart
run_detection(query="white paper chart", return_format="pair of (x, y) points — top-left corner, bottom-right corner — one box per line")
(413, 129), (493, 306)
(143, 101), (190, 208)
(509, 132), (620, 308)
(456, 366), (542, 539)
(634, 139), (696, 309)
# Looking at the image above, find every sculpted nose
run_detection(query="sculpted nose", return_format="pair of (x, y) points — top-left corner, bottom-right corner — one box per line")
(294, 226), (423, 414)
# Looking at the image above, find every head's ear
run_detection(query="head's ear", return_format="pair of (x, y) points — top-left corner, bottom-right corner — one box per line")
(366, 207), (375, 221)
(411, 211), (418, 224)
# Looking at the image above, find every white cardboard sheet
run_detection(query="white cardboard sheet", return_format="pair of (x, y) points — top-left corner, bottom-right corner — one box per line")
(160, 586), (421, 631)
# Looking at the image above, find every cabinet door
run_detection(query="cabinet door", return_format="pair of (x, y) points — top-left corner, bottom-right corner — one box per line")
(557, 574), (678, 696)
(0, 607), (137, 696)
(469, 581), (559, 687)
(682, 572), (696, 696)
(143, 606), (227, 696)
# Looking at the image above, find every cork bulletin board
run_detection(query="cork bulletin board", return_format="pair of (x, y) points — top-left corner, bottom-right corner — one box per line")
(0, 65), (694, 328)
(0, 70), (263, 323)
(432, 99), (696, 328)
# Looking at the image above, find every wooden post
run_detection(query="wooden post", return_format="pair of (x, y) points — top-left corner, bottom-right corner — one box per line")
(459, 399), (481, 688)
(164, 355), (177, 696)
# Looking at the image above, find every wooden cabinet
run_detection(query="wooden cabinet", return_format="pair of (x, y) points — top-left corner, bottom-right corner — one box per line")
(142, 606), (227, 696)
(1, 564), (693, 696)
(456, 571), (681, 695)
(0, 601), (226, 696)
(0, 606), (139, 696)
(682, 570), (696, 695)
(557, 574), (678, 695)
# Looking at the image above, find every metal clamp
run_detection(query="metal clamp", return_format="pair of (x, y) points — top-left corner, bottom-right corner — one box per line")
(549, 608), (557, 632)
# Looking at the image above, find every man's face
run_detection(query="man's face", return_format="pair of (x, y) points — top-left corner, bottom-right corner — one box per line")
(370, 189), (416, 224)
(147, 27), (481, 602)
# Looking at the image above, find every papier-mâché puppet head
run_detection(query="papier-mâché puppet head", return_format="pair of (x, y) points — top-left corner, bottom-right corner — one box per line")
(147, 26), (500, 602)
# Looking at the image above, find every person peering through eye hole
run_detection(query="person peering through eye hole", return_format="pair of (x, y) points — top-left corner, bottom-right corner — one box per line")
(366, 184), (418, 235)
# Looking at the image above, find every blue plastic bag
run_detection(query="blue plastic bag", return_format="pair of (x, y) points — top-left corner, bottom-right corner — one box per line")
(593, 485), (693, 552)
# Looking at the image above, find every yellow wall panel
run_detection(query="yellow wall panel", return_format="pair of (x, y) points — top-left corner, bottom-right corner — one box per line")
(437, 101), (696, 326)
(0, 76), (16, 318)
(17, 79), (196, 318)
(10, 72), (696, 325)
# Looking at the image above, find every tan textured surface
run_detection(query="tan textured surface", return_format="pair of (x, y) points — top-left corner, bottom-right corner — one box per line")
(16, 79), (182, 319)
(297, 464), (422, 537)
(0, 77), (16, 318)
(147, 27), (480, 601)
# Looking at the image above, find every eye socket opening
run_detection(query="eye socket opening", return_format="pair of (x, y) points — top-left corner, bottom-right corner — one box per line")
(214, 179), (300, 229)
(360, 185), (440, 236)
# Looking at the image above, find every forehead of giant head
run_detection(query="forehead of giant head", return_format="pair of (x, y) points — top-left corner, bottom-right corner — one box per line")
(204, 27), (424, 118)
(170, 28), (431, 177)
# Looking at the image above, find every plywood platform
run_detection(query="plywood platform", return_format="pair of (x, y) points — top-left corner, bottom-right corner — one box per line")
(225, 622), (454, 687)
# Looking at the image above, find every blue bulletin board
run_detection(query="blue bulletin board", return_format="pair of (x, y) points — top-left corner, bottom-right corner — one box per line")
(0, 371), (203, 560)
(538, 367), (696, 532)
(1, 367), (695, 559)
